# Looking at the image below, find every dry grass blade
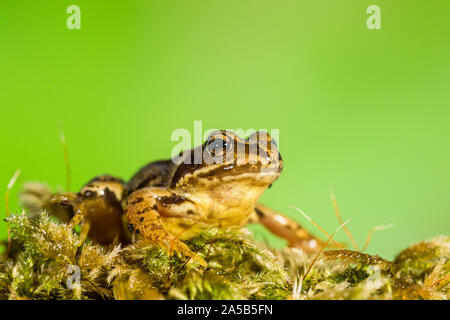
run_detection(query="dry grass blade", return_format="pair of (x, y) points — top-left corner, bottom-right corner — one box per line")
(290, 273), (303, 300)
(60, 131), (71, 192)
(302, 218), (351, 281)
(5, 169), (21, 216)
(5, 169), (21, 258)
(431, 274), (450, 288)
(290, 206), (342, 249)
(361, 224), (393, 252)
(329, 187), (359, 251)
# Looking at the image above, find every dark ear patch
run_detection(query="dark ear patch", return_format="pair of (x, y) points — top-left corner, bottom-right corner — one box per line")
(170, 162), (203, 188)
(103, 188), (121, 206)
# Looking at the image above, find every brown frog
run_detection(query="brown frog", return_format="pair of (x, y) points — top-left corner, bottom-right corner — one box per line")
(34, 130), (322, 266)
(125, 130), (322, 265)
(45, 175), (128, 245)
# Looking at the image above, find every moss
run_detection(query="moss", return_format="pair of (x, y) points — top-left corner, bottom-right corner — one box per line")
(0, 211), (448, 300)
(395, 236), (450, 296)
(395, 236), (449, 276)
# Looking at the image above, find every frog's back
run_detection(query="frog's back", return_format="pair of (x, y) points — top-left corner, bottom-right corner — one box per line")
(126, 160), (175, 194)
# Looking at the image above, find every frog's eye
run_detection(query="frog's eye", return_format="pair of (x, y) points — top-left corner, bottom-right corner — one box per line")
(205, 137), (233, 157)
(82, 190), (97, 198)
(206, 138), (224, 156)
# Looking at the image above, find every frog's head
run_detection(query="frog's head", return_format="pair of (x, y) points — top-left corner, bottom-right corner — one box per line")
(48, 175), (126, 244)
(171, 130), (283, 190)
(48, 176), (125, 215)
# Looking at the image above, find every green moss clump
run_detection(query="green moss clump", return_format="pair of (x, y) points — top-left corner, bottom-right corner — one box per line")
(395, 236), (450, 296)
(109, 229), (288, 300)
(0, 212), (448, 300)
(0, 212), (288, 300)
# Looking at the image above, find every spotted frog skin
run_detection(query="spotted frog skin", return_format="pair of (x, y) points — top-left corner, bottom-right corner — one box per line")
(125, 130), (322, 265)
(43, 130), (322, 266)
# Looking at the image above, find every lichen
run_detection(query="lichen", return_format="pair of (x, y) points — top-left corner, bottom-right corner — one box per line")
(0, 211), (448, 300)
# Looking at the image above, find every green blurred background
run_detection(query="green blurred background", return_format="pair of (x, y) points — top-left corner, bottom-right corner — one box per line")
(0, 0), (449, 259)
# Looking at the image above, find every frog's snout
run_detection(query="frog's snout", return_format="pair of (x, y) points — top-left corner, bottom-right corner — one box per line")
(49, 192), (77, 207)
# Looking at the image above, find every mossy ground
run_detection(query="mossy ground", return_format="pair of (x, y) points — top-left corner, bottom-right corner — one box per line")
(1, 210), (448, 300)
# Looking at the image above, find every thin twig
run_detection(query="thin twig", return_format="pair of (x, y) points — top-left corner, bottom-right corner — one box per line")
(329, 187), (359, 250)
(290, 206), (342, 249)
(60, 131), (71, 192)
(303, 218), (351, 281)
(361, 224), (393, 252)
(431, 274), (450, 288)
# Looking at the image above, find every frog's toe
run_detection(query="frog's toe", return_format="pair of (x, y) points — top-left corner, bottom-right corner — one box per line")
(170, 239), (207, 268)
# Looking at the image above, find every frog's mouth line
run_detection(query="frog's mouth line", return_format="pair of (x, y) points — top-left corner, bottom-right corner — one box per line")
(171, 161), (282, 188)
(194, 163), (282, 179)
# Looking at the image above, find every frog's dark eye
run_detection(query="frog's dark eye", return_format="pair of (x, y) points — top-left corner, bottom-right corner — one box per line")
(83, 190), (97, 198)
(206, 137), (232, 156)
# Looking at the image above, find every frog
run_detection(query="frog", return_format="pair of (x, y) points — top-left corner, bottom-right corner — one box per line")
(28, 130), (322, 266)
(45, 175), (129, 246)
(124, 130), (323, 265)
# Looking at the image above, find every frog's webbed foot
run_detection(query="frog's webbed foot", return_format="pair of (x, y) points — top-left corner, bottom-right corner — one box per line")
(126, 187), (207, 267)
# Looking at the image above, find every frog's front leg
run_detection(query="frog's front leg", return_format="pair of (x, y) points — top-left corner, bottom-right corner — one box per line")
(126, 187), (207, 267)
